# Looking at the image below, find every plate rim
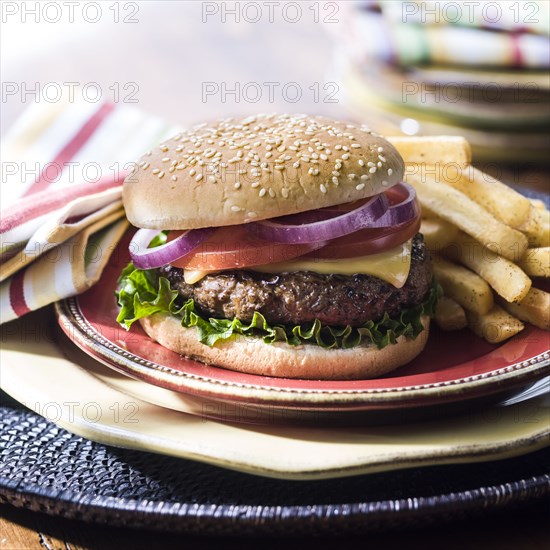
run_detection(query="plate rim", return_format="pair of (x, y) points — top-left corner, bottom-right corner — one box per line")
(55, 297), (550, 409)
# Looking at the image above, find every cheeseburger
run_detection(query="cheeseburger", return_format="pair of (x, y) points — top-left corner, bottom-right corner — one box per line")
(117, 114), (438, 379)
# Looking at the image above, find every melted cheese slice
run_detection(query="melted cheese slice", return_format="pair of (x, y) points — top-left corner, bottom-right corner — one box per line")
(184, 240), (412, 288)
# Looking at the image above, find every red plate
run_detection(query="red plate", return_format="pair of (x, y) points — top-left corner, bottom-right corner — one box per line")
(55, 232), (550, 423)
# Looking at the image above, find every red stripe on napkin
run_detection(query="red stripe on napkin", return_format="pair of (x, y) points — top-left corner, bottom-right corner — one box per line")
(510, 32), (523, 68)
(1, 175), (125, 235)
(23, 102), (116, 197)
(9, 270), (31, 317)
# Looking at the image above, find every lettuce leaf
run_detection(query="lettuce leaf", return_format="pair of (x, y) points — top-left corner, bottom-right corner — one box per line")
(116, 264), (441, 350)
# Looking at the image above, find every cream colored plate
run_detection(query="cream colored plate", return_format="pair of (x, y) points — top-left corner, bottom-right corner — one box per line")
(1, 311), (549, 480)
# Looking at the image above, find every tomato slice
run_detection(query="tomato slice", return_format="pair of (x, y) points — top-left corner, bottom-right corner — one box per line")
(169, 225), (325, 271)
(304, 216), (421, 260)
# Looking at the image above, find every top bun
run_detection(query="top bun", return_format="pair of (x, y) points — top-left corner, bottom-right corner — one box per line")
(123, 114), (404, 229)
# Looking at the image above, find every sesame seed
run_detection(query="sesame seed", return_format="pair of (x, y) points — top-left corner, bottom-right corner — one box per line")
(358, 159), (365, 167)
(378, 155), (386, 162)
(172, 175), (177, 181)
(259, 189), (267, 197)
(248, 211), (257, 218)
(158, 171), (165, 179)
(152, 168), (160, 174)
(342, 146), (349, 152)
(348, 174), (356, 180)
(356, 183), (366, 190)
(161, 157), (170, 162)
(320, 184), (327, 194)
(332, 171), (340, 177)
(377, 162), (382, 168)
(332, 177), (339, 185)
(388, 168), (393, 176)
(275, 165), (285, 170)
(342, 153), (350, 160)
(368, 162), (376, 167)
(265, 152), (273, 158)
(335, 145), (342, 150)
(266, 144), (272, 151)
(160, 146), (169, 152)
(231, 205), (241, 212)
(268, 188), (276, 198)
(377, 147), (384, 153)
(208, 176), (216, 183)
(361, 174), (370, 181)
(189, 169), (196, 176)
(142, 162), (150, 170)
(282, 188), (289, 198)
(251, 181), (260, 188)
(320, 154), (328, 161)
(369, 167), (377, 173)
(293, 161), (300, 168)
(196, 174), (203, 182)
(351, 143), (361, 148)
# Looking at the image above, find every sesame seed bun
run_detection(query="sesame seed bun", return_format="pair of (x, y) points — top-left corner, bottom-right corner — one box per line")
(139, 313), (430, 380)
(123, 114), (404, 230)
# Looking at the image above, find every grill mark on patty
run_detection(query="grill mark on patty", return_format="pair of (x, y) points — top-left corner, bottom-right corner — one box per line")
(159, 234), (432, 327)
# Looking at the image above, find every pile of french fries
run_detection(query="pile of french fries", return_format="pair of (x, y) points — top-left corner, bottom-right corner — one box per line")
(388, 136), (550, 344)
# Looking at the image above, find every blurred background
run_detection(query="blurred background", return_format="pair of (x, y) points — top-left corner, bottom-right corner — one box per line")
(2, 1), (549, 182)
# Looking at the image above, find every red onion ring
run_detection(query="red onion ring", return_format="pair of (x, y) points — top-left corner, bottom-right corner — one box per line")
(247, 183), (418, 244)
(129, 227), (218, 270)
(247, 193), (390, 244)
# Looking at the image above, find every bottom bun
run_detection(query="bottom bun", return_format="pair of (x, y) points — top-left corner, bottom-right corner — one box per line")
(139, 314), (430, 380)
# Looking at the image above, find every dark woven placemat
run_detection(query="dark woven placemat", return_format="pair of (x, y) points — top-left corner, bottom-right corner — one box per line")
(0, 390), (548, 536)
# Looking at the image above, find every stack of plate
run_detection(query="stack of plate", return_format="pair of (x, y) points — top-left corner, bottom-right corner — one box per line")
(330, 1), (550, 162)
(1, 230), (549, 532)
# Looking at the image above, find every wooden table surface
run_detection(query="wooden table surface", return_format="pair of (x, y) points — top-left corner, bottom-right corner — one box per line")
(1, 2), (548, 547)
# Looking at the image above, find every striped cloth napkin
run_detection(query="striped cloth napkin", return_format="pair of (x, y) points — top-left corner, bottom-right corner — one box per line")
(340, 2), (550, 68)
(1, 96), (179, 324)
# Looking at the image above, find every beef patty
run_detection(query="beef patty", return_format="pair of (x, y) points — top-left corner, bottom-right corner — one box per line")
(159, 234), (432, 327)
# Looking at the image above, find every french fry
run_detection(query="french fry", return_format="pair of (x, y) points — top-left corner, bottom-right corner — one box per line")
(450, 167), (531, 229)
(520, 205), (550, 247)
(388, 136), (471, 166)
(420, 204), (440, 219)
(498, 288), (550, 331)
(421, 218), (460, 253)
(433, 258), (493, 315)
(446, 232), (532, 303)
(518, 247), (550, 278)
(530, 198), (547, 211)
(406, 173), (528, 261)
(434, 296), (467, 331)
(466, 305), (525, 344)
